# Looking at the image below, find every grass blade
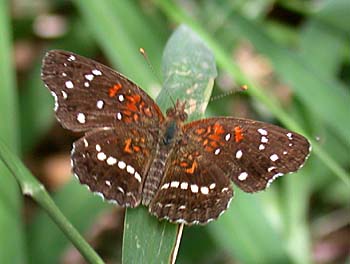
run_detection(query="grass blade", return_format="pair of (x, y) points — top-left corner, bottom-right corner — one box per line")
(0, 140), (104, 264)
(0, 1), (26, 262)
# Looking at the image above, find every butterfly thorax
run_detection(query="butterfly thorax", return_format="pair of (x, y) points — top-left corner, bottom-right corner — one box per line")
(141, 101), (187, 206)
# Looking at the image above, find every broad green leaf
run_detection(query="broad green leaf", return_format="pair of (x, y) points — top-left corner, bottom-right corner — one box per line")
(0, 1), (26, 263)
(123, 25), (216, 264)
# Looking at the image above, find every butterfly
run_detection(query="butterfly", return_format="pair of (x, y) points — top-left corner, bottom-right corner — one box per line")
(41, 50), (311, 225)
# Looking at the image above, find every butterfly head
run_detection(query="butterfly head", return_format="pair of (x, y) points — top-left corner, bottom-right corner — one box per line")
(166, 100), (188, 122)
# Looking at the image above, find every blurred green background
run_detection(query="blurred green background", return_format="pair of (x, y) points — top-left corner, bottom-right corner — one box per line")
(0, 0), (349, 263)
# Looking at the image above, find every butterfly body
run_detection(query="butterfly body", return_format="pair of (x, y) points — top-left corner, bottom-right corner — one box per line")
(42, 50), (311, 225)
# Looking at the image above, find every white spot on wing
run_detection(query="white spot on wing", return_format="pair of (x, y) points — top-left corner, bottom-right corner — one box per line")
(287, 133), (293, 140)
(190, 184), (199, 193)
(134, 172), (141, 182)
(97, 152), (106, 161)
(85, 74), (94, 81)
(65, 80), (74, 89)
(77, 113), (86, 123)
(106, 156), (117, 165)
(238, 171), (248, 181)
(95, 144), (101, 152)
(214, 148), (221, 155)
(118, 94), (125, 102)
(200, 186), (209, 195)
(96, 100), (104, 109)
(105, 180), (111, 187)
(61, 90), (68, 99)
(84, 82), (90, 87)
(261, 136), (268, 143)
(225, 133), (231, 141)
(92, 69), (102, 75)
(270, 154), (279, 162)
(259, 144), (265, 150)
(268, 166), (276, 172)
(161, 183), (170, 190)
(209, 183), (216, 189)
(180, 182), (188, 190)
(118, 161), (126, 169)
(117, 112), (122, 120)
(235, 150), (243, 159)
(126, 165), (135, 174)
(258, 128), (268, 135)
(170, 181), (180, 188)
(68, 55), (76, 61)
(83, 139), (88, 147)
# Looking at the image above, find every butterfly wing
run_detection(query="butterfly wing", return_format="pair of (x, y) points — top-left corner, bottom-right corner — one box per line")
(72, 125), (157, 207)
(149, 143), (233, 225)
(41, 50), (164, 131)
(182, 117), (311, 192)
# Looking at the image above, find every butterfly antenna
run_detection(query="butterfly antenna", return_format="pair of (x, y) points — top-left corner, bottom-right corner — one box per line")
(139, 48), (176, 108)
(185, 84), (248, 113)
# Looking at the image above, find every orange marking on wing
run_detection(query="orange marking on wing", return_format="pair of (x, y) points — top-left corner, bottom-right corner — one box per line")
(204, 146), (213, 152)
(125, 117), (132, 123)
(124, 138), (133, 153)
(203, 139), (209, 146)
(195, 128), (205, 135)
(123, 110), (132, 116)
(213, 123), (224, 134)
(126, 102), (138, 112)
(180, 162), (188, 167)
(185, 160), (197, 174)
(133, 145), (141, 152)
(108, 83), (122, 97)
(210, 141), (218, 147)
(208, 134), (220, 141)
(234, 126), (244, 142)
(144, 108), (152, 117)
(133, 113), (139, 122)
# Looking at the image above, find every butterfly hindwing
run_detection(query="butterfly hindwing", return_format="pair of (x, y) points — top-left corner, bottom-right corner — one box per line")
(42, 50), (164, 131)
(72, 125), (157, 207)
(149, 143), (233, 225)
(183, 117), (311, 192)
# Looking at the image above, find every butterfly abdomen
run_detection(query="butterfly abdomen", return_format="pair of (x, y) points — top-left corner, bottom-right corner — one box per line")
(142, 121), (179, 206)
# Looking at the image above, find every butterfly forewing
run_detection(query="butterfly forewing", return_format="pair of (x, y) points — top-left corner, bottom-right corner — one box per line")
(42, 50), (164, 131)
(184, 118), (311, 192)
(72, 126), (157, 207)
(149, 143), (233, 225)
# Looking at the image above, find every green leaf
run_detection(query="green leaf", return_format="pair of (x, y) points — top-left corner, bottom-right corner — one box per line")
(0, 1), (26, 263)
(123, 25), (216, 264)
